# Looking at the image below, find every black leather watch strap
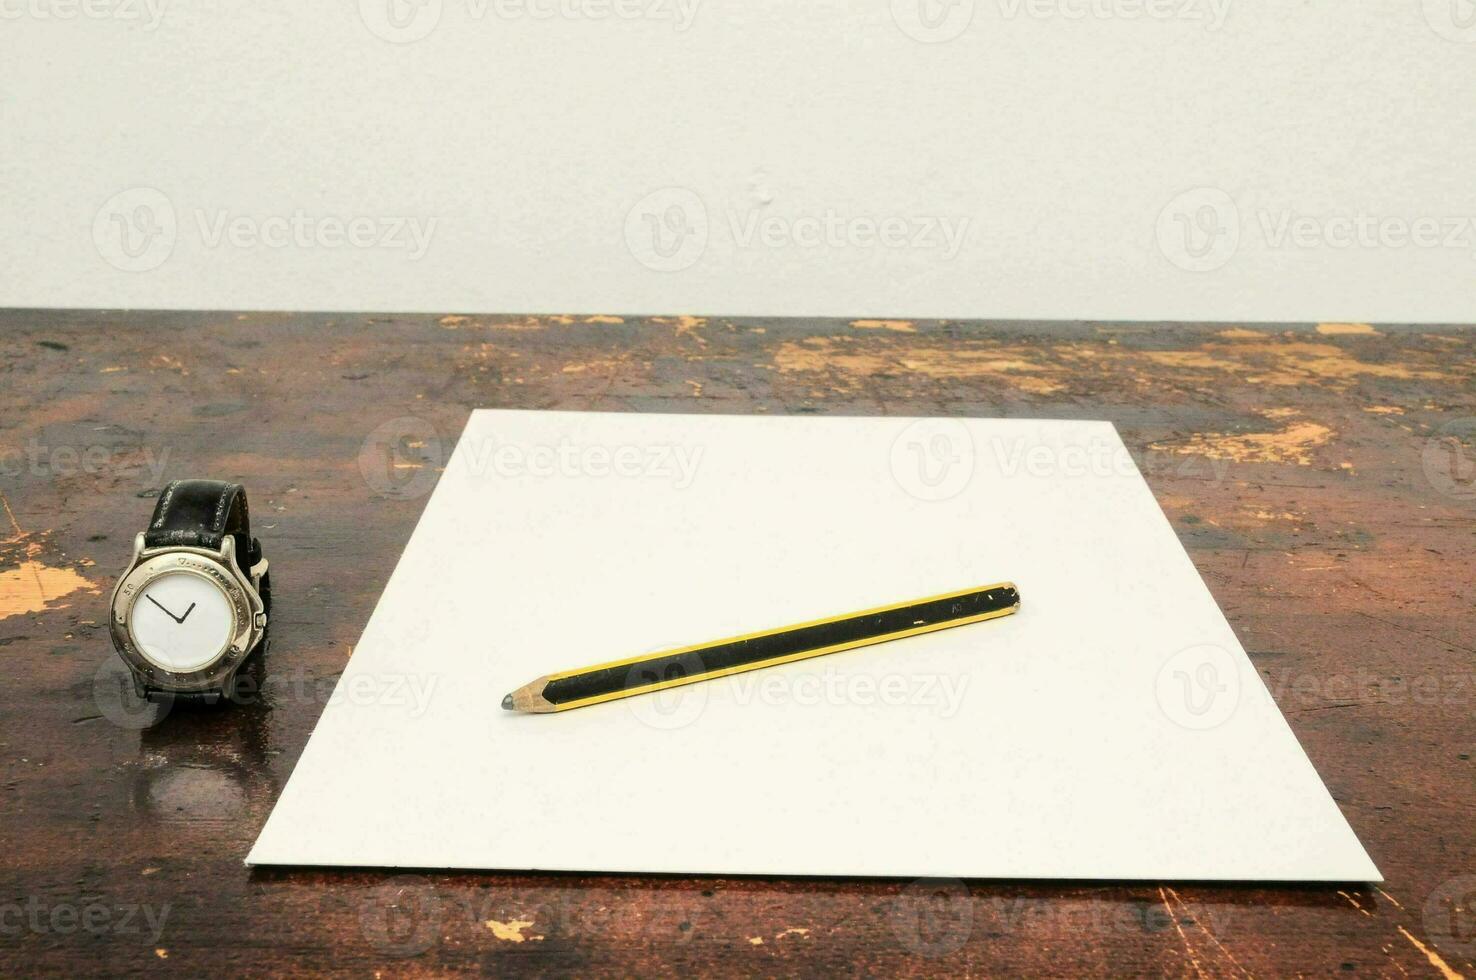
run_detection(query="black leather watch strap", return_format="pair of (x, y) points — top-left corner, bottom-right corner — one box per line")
(149, 689), (227, 706)
(145, 479), (255, 561)
(135, 480), (271, 705)
(145, 479), (270, 611)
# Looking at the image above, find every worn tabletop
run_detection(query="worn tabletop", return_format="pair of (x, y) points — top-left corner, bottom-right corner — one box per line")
(1, 310), (1473, 977)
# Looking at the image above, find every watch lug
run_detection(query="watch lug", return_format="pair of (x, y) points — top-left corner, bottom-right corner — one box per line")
(220, 535), (236, 564)
(221, 664), (245, 702)
(118, 532), (146, 580)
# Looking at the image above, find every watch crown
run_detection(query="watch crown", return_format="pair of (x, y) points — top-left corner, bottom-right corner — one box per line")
(253, 612), (267, 629)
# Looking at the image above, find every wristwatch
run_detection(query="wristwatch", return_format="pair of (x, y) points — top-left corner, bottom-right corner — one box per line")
(109, 480), (271, 703)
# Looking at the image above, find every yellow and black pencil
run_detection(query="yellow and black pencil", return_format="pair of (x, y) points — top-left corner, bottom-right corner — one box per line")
(501, 582), (1020, 714)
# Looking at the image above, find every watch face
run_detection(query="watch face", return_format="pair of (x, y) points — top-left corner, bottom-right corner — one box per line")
(127, 570), (237, 672)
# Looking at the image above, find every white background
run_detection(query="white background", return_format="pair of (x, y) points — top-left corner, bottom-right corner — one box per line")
(3, 0), (1474, 321)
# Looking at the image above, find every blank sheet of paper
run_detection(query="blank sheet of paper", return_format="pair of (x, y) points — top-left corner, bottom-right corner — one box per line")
(248, 411), (1379, 881)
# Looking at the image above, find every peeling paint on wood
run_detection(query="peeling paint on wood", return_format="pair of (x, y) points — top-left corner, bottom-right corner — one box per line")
(1396, 926), (1464, 980)
(0, 560), (99, 619)
(1317, 322), (1380, 336)
(1151, 419), (1334, 466)
(486, 919), (545, 943)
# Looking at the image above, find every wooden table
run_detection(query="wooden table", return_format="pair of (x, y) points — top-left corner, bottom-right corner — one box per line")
(2, 310), (1473, 977)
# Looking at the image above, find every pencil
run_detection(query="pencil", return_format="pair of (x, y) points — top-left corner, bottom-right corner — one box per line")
(500, 582), (1020, 714)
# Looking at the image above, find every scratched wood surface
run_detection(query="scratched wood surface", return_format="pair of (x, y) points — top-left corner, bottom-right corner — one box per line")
(1, 310), (1473, 978)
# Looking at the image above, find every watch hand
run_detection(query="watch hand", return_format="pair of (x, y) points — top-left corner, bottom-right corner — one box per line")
(177, 602), (197, 623)
(145, 594), (187, 624)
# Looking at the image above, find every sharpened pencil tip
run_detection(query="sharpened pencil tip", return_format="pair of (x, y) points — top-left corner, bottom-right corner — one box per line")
(501, 693), (514, 711)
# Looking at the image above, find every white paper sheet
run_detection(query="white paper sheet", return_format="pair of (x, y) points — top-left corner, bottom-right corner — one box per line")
(248, 411), (1379, 881)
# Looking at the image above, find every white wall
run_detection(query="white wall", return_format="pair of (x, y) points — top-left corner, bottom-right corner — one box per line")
(3, 0), (1474, 321)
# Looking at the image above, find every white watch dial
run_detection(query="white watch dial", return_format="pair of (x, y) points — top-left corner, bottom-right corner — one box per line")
(128, 571), (236, 672)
